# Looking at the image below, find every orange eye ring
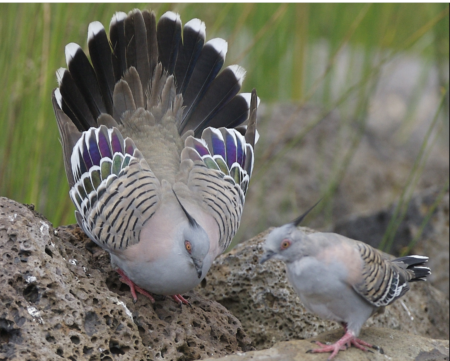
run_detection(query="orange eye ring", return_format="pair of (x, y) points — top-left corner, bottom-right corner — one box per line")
(281, 239), (291, 250)
(185, 240), (192, 254)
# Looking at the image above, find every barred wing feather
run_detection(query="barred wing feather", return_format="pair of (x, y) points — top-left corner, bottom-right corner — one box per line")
(182, 126), (254, 252)
(69, 126), (161, 251)
(353, 242), (430, 307)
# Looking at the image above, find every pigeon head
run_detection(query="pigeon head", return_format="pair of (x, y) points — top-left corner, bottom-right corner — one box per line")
(180, 217), (210, 279)
(260, 200), (321, 264)
(175, 193), (210, 279)
(260, 223), (308, 264)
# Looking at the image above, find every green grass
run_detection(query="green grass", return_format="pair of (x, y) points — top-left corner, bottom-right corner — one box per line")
(0, 4), (448, 251)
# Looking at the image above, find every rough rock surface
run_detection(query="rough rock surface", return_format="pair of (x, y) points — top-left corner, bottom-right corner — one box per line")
(202, 328), (450, 361)
(0, 197), (252, 361)
(1, 195), (447, 360)
(334, 186), (449, 297)
(198, 229), (450, 350)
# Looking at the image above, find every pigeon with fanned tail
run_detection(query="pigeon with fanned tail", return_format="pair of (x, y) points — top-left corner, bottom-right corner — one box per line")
(52, 9), (259, 305)
(260, 203), (431, 360)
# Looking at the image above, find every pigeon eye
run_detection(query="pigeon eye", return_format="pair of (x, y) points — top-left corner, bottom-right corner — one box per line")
(281, 239), (291, 250)
(185, 240), (192, 254)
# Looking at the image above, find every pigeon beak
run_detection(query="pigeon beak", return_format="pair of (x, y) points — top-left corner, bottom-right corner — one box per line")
(193, 258), (203, 279)
(260, 250), (275, 264)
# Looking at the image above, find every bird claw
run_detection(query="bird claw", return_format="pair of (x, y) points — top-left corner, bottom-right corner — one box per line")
(170, 294), (190, 306)
(315, 341), (341, 349)
(306, 331), (377, 360)
(117, 269), (155, 303)
(350, 336), (373, 352)
(372, 345), (384, 354)
(134, 286), (156, 303)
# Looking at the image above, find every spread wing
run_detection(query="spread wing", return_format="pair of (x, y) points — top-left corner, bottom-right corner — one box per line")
(180, 91), (258, 252)
(57, 119), (162, 251)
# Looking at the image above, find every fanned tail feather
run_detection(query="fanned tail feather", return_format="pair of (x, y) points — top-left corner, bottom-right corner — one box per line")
(142, 10), (158, 79)
(88, 21), (115, 115)
(204, 92), (252, 131)
(53, 8), (259, 197)
(109, 12), (128, 81)
(245, 89), (259, 147)
(180, 38), (228, 128)
(175, 18), (205, 95)
(53, 90), (81, 188)
(182, 65), (246, 135)
(57, 68), (97, 130)
(55, 8), (257, 135)
(157, 11), (182, 75)
(65, 43), (106, 119)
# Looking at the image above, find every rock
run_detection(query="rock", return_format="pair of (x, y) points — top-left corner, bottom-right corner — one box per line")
(0, 197), (252, 361)
(334, 186), (449, 297)
(198, 229), (450, 350)
(201, 328), (450, 361)
(2, 195), (447, 360)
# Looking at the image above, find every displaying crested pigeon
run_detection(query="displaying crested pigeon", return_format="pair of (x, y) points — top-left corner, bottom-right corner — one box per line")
(260, 204), (431, 360)
(52, 9), (258, 305)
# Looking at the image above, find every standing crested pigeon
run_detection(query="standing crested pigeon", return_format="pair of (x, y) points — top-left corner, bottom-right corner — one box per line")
(260, 204), (431, 360)
(52, 9), (258, 305)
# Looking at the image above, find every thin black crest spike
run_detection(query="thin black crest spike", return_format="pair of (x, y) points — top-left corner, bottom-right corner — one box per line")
(292, 198), (322, 227)
(173, 190), (199, 228)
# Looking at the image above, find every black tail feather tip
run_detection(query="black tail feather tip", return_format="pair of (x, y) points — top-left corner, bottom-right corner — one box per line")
(394, 255), (429, 267)
(412, 266), (431, 281)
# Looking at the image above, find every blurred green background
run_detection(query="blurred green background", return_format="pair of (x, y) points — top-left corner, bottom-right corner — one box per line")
(0, 4), (448, 240)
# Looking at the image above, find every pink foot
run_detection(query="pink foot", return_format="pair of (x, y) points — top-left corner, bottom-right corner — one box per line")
(349, 337), (373, 350)
(308, 341), (347, 360)
(307, 331), (374, 360)
(171, 294), (190, 305)
(117, 269), (155, 303)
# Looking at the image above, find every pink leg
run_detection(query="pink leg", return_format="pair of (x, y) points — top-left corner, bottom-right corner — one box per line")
(117, 269), (155, 303)
(116, 269), (190, 306)
(308, 330), (373, 360)
(170, 294), (190, 305)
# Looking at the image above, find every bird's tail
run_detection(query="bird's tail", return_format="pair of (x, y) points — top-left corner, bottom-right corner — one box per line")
(52, 9), (258, 187)
(54, 9), (254, 135)
(392, 255), (431, 282)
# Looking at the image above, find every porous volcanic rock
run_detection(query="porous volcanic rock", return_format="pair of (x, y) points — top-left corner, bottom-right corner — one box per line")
(202, 327), (450, 361)
(198, 229), (449, 350)
(0, 197), (252, 361)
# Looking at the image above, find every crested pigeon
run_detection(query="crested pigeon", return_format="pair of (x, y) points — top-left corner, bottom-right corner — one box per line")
(52, 9), (259, 305)
(260, 205), (431, 360)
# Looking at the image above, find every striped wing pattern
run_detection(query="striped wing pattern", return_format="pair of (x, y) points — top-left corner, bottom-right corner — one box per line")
(353, 242), (410, 307)
(182, 127), (254, 251)
(70, 126), (160, 251)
